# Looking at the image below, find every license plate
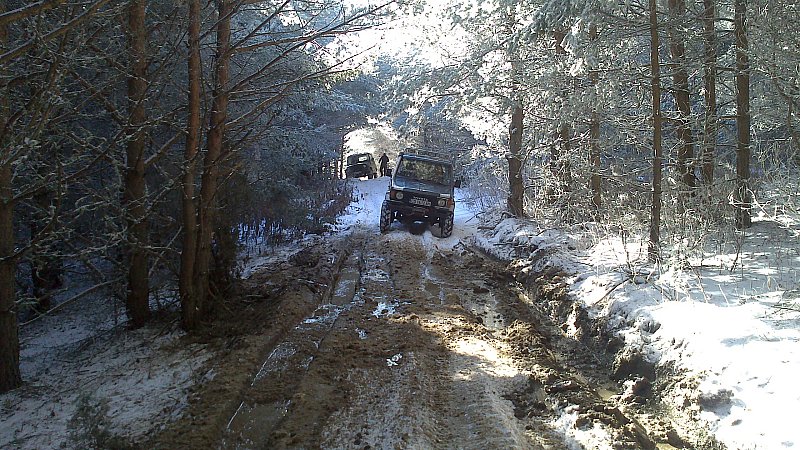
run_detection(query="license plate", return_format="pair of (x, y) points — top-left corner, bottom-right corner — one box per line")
(409, 197), (431, 207)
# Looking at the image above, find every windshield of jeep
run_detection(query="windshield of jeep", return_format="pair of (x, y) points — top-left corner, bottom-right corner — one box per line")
(395, 158), (452, 185)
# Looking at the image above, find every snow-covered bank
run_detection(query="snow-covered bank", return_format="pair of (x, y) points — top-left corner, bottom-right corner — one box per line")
(1, 316), (209, 449)
(473, 214), (800, 449)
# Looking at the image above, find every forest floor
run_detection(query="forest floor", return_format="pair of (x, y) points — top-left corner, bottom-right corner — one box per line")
(149, 227), (710, 449)
(170, 230), (710, 449)
(144, 176), (727, 450)
(3, 176), (798, 449)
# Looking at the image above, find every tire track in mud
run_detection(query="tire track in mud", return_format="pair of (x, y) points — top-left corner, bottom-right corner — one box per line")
(219, 235), (369, 449)
(409, 246), (535, 449)
(219, 229), (668, 449)
(320, 236), (532, 449)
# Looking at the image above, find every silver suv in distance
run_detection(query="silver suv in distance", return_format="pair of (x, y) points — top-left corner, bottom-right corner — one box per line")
(345, 153), (378, 179)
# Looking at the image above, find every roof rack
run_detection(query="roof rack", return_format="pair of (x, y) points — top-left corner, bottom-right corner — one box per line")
(401, 147), (454, 161)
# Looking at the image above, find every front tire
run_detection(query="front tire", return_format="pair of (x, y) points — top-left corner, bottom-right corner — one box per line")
(439, 213), (454, 238)
(379, 202), (392, 233)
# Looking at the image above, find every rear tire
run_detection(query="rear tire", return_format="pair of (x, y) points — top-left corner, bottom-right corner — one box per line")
(440, 213), (454, 238)
(379, 202), (392, 233)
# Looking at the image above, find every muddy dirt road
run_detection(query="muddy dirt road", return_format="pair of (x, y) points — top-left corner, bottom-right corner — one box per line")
(150, 223), (713, 449)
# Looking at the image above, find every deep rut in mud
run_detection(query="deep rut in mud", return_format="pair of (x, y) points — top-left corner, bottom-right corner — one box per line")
(160, 229), (699, 449)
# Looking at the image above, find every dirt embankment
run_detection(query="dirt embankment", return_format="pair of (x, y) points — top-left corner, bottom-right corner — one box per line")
(149, 229), (719, 449)
(505, 243), (724, 450)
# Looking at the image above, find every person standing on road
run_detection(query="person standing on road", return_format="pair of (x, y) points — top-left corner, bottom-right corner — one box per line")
(379, 152), (389, 177)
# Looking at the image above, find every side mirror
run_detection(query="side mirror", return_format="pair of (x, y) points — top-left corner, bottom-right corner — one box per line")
(386, 168), (393, 177)
(454, 179), (462, 188)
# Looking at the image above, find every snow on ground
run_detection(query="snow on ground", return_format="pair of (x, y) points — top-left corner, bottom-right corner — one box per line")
(0, 176), (474, 449)
(5, 174), (797, 449)
(474, 212), (800, 450)
(239, 236), (313, 279)
(334, 176), (388, 230)
(2, 314), (209, 449)
(316, 178), (800, 448)
(1, 281), (210, 449)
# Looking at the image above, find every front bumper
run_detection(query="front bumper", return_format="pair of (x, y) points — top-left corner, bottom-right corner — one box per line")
(384, 198), (453, 223)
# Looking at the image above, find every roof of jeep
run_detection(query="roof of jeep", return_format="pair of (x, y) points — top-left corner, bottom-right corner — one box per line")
(398, 152), (453, 167)
(347, 152), (373, 159)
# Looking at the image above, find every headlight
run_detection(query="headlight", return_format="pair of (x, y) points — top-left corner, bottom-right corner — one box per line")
(437, 199), (446, 207)
(395, 191), (404, 200)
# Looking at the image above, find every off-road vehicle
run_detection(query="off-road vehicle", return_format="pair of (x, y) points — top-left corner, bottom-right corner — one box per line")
(379, 152), (460, 238)
(345, 152), (378, 179)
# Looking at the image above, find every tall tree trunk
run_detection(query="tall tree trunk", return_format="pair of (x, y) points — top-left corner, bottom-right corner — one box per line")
(787, 96), (800, 161)
(504, 2), (524, 218)
(506, 103), (525, 217)
(589, 23), (601, 211)
(0, 0), (21, 393)
(701, 0), (717, 184)
(507, 102), (525, 217)
(194, 0), (232, 315)
(558, 124), (573, 193)
(338, 135), (346, 180)
(551, 30), (573, 198)
(30, 187), (63, 313)
(549, 125), (573, 198)
(668, 0), (695, 196)
(180, 0), (201, 331)
(648, 0), (663, 263)
(122, 0), (151, 328)
(0, 161), (18, 394)
(734, 0), (751, 229)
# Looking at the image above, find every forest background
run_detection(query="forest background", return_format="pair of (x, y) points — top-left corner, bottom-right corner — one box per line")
(1, 0), (798, 396)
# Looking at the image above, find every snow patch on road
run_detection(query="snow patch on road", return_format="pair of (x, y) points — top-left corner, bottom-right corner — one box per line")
(552, 408), (616, 450)
(372, 300), (398, 318)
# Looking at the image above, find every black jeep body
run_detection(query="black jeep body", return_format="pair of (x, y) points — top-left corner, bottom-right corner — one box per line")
(379, 153), (458, 238)
(345, 153), (378, 179)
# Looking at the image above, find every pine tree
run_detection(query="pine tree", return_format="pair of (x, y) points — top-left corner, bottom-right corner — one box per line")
(648, 0), (663, 262)
(122, 0), (151, 328)
(735, 0), (752, 229)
